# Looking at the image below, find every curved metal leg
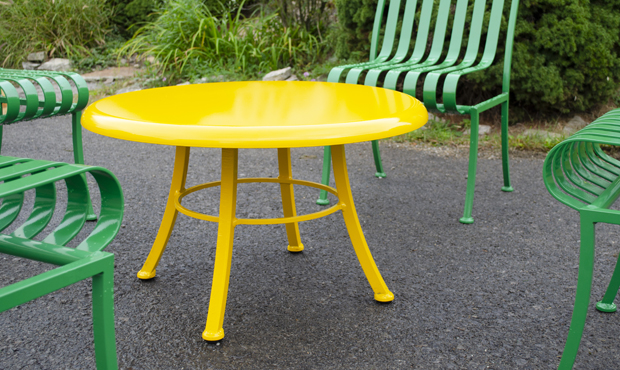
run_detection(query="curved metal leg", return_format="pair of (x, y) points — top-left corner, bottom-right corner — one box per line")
(460, 110), (480, 224)
(558, 217), (595, 369)
(317, 146), (331, 205)
(278, 148), (304, 252)
(500, 100), (514, 192)
(371, 140), (386, 178)
(72, 111), (97, 221)
(331, 144), (394, 302)
(203, 148), (238, 341)
(137, 146), (190, 279)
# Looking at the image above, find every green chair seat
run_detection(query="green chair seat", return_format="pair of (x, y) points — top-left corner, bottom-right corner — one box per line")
(0, 155), (124, 370)
(318, 0), (520, 224)
(543, 108), (620, 369)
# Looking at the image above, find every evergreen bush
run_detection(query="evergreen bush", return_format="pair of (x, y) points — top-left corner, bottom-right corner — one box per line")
(109, 0), (163, 38)
(334, 0), (620, 118)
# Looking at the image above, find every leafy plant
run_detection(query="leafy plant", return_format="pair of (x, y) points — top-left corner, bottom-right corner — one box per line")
(273, 0), (332, 35)
(0, 0), (112, 68)
(121, 0), (327, 82)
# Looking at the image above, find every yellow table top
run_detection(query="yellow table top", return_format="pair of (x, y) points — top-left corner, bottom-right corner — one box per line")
(82, 81), (428, 148)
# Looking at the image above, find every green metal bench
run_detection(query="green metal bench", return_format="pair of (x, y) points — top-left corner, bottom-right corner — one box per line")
(0, 69), (96, 220)
(0, 155), (124, 370)
(543, 108), (620, 369)
(318, 0), (520, 224)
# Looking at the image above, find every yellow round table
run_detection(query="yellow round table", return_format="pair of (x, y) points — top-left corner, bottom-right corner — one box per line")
(83, 81), (428, 341)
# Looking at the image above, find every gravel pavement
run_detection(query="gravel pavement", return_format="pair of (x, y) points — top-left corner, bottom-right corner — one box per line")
(1, 116), (620, 369)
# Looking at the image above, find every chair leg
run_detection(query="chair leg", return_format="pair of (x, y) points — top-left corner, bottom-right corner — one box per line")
(0, 125), (3, 154)
(460, 111), (480, 224)
(203, 148), (239, 341)
(317, 146), (332, 205)
(596, 251), (620, 313)
(500, 100), (514, 192)
(371, 140), (386, 178)
(138, 146), (190, 279)
(72, 111), (97, 221)
(558, 217), (596, 370)
(92, 256), (118, 370)
(331, 144), (394, 302)
(278, 148), (304, 252)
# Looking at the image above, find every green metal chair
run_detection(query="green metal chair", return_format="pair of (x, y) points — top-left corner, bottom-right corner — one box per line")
(318, 0), (519, 224)
(0, 155), (124, 370)
(543, 108), (620, 369)
(0, 69), (96, 220)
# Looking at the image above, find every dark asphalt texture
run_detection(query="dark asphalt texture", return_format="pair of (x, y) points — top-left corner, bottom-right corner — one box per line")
(1, 116), (620, 369)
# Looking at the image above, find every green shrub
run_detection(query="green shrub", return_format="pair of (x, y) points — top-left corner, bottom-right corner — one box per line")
(334, 0), (620, 118)
(333, 0), (377, 61)
(109, 0), (163, 38)
(0, 0), (112, 68)
(121, 0), (326, 81)
(273, 0), (332, 34)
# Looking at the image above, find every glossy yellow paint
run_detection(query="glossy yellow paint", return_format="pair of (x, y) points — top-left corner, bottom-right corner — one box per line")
(82, 81), (427, 148)
(87, 82), (425, 341)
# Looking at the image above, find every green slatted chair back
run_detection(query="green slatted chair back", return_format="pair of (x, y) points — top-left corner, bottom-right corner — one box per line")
(543, 108), (620, 369)
(0, 155), (124, 370)
(0, 69), (96, 220)
(318, 0), (520, 224)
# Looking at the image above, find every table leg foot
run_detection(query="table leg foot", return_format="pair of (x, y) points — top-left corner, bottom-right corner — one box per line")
(202, 328), (225, 341)
(137, 270), (156, 280)
(278, 148), (304, 253)
(331, 145), (394, 302)
(287, 244), (304, 252)
(374, 292), (395, 302)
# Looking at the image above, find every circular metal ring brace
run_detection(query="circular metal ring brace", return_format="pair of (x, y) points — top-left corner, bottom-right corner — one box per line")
(175, 177), (342, 225)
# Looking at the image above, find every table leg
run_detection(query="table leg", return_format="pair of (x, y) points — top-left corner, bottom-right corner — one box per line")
(331, 145), (394, 302)
(137, 146), (190, 280)
(278, 148), (304, 252)
(203, 148), (239, 341)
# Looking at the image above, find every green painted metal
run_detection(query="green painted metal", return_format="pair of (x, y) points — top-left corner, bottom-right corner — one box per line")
(318, 0), (520, 224)
(0, 69), (96, 220)
(0, 155), (124, 370)
(542, 108), (620, 369)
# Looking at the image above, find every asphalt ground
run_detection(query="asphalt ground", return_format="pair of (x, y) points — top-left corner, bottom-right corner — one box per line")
(1, 116), (620, 369)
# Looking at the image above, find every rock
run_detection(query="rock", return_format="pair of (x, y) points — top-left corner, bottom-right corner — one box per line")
(146, 56), (156, 64)
(198, 77), (208, 84)
(285, 75), (299, 81)
(263, 67), (292, 81)
(523, 129), (563, 139)
(464, 124), (491, 136)
(116, 83), (142, 95)
(562, 115), (588, 135)
(27, 51), (46, 63)
(38, 58), (72, 72)
(82, 67), (139, 82)
(176, 81), (191, 86)
(22, 62), (40, 70)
